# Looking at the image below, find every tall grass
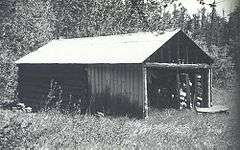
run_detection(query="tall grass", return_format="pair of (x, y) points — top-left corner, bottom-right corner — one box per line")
(0, 87), (239, 149)
(42, 82), (142, 118)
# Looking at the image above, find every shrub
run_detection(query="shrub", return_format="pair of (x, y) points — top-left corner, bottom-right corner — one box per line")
(0, 116), (33, 149)
(44, 79), (63, 111)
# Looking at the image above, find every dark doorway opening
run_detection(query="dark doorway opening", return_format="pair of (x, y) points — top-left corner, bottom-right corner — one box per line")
(147, 68), (206, 110)
(147, 68), (178, 109)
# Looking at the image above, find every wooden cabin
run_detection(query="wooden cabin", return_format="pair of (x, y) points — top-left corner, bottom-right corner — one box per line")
(15, 29), (214, 118)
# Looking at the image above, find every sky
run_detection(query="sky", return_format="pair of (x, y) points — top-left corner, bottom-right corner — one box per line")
(121, 0), (238, 17)
(176, 0), (237, 16)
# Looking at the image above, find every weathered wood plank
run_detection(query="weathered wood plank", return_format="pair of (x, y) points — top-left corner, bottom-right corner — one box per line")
(185, 74), (191, 109)
(196, 105), (229, 113)
(145, 63), (211, 69)
(209, 68), (213, 107)
(202, 70), (208, 107)
(143, 66), (148, 118)
(176, 69), (180, 108)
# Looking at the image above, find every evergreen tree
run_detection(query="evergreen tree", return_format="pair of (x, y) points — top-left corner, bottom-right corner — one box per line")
(228, 2), (240, 73)
(0, 0), (55, 100)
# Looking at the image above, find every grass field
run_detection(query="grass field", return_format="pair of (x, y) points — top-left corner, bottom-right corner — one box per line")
(0, 87), (239, 149)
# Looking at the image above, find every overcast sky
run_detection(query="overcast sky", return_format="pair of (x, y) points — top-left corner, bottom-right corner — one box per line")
(122, 0), (237, 16)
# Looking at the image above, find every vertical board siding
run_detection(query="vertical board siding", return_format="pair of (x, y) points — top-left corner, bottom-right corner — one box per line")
(87, 64), (144, 108)
(145, 32), (213, 64)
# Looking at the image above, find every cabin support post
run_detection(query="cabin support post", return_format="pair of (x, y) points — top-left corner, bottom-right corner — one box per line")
(176, 69), (180, 108)
(204, 68), (212, 108)
(142, 66), (148, 118)
(193, 73), (197, 110)
(185, 74), (191, 109)
(208, 68), (213, 107)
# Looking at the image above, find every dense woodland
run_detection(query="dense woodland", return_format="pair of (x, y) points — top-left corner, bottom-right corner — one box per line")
(0, 0), (239, 101)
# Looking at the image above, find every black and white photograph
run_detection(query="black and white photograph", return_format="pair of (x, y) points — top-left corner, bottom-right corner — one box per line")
(0, 0), (239, 149)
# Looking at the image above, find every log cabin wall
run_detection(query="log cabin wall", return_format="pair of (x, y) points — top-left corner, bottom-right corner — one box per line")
(17, 64), (88, 110)
(17, 63), (146, 115)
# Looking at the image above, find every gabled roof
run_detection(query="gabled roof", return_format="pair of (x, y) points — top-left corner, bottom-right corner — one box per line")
(16, 30), (181, 64)
(16, 29), (211, 64)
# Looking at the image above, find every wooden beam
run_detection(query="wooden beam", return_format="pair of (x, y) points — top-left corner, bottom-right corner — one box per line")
(185, 74), (191, 109)
(145, 63), (211, 69)
(210, 68), (213, 107)
(202, 70), (208, 107)
(142, 66), (148, 119)
(193, 74), (197, 110)
(176, 69), (180, 109)
(201, 68), (212, 108)
(208, 68), (212, 107)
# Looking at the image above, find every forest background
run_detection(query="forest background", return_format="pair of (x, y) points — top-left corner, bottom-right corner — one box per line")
(0, 0), (239, 102)
(1, 0), (240, 149)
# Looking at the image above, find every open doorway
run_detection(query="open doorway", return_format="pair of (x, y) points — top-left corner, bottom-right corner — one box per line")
(147, 68), (178, 109)
(147, 68), (206, 110)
